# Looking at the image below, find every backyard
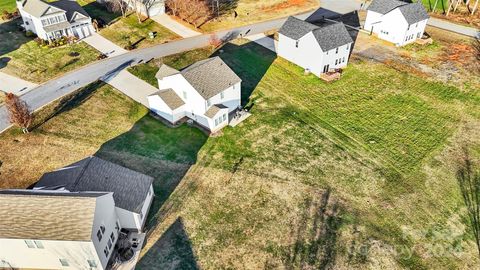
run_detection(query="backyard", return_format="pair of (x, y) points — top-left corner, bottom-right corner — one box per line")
(1, 33), (479, 269)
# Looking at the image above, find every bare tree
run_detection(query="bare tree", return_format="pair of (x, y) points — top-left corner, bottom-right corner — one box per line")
(106, 0), (128, 17)
(5, 93), (34, 133)
(456, 149), (480, 258)
(166, 0), (211, 28)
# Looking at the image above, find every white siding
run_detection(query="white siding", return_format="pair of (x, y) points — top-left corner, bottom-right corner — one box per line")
(205, 82), (241, 113)
(0, 239), (100, 270)
(91, 194), (118, 269)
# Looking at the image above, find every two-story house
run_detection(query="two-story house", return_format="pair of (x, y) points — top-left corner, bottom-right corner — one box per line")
(17, 0), (95, 41)
(148, 56), (242, 133)
(278, 16), (354, 77)
(0, 157), (154, 270)
(364, 0), (430, 46)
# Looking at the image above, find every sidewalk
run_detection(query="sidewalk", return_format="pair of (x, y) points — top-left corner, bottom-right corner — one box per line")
(428, 18), (479, 38)
(0, 71), (38, 95)
(83, 33), (127, 57)
(151, 14), (201, 38)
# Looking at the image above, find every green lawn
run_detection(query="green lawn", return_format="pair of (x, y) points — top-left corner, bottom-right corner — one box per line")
(1, 39), (479, 269)
(0, 0), (15, 14)
(99, 14), (180, 49)
(77, 0), (121, 24)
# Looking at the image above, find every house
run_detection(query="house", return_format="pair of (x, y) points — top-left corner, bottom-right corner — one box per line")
(278, 16), (354, 77)
(16, 0), (95, 41)
(0, 157), (154, 270)
(0, 190), (119, 269)
(364, 0), (430, 46)
(34, 156), (154, 232)
(148, 56), (242, 133)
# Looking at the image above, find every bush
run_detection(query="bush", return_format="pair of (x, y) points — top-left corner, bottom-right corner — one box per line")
(25, 30), (36, 38)
(1, 10), (14, 21)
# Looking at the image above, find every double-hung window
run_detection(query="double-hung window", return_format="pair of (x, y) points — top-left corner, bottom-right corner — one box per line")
(25, 240), (35, 248)
(335, 47), (339, 54)
(34, 240), (44, 249)
(59, 259), (69, 267)
(220, 92), (224, 99)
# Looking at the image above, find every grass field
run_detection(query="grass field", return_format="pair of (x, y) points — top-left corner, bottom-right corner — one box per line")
(0, 0), (15, 14)
(1, 29), (480, 270)
(0, 19), (99, 83)
(99, 14), (180, 49)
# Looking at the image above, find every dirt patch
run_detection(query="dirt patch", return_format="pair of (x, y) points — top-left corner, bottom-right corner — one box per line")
(430, 9), (480, 28)
(262, 0), (308, 13)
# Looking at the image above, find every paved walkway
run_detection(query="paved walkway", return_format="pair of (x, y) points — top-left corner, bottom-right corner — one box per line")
(246, 34), (277, 52)
(428, 17), (479, 38)
(103, 70), (158, 107)
(0, 71), (38, 95)
(151, 14), (201, 38)
(83, 33), (127, 57)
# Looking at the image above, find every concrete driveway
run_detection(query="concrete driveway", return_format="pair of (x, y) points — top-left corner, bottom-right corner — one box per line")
(83, 33), (127, 57)
(151, 14), (201, 38)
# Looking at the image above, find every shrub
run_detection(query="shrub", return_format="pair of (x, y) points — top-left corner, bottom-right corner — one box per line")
(25, 30), (36, 38)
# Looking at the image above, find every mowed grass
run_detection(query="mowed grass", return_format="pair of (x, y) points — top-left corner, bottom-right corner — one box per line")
(0, 19), (99, 83)
(99, 14), (180, 49)
(198, 0), (319, 32)
(1, 39), (480, 269)
(0, 0), (15, 14)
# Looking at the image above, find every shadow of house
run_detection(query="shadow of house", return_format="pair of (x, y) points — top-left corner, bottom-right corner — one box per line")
(0, 18), (33, 57)
(212, 40), (276, 108)
(81, 1), (122, 26)
(95, 114), (208, 231)
(136, 217), (200, 270)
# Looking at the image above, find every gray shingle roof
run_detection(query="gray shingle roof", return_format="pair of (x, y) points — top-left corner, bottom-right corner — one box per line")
(150, 88), (185, 110)
(279, 16), (319, 40)
(181, 57), (242, 100)
(21, 0), (65, 17)
(280, 17), (353, 52)
(0, 189), (106, 241)
(398, 2), (429, 24)
(35, 156), (154, 214)
(204, 104), (227, 118)
(367, 0), (407, 14)
(312, 22), (353, 51)
(50, 0), (91, 22)
(155, 64), (179, 80)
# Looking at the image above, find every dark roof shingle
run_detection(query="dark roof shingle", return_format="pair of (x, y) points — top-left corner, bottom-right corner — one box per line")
(367, 0), (429, 24)
(35, 157), (153, 213)
(279, 16), (319, 40)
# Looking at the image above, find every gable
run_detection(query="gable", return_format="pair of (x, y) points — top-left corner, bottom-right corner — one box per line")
(42, 6), (65, 16)
(71, 11), (88, 22)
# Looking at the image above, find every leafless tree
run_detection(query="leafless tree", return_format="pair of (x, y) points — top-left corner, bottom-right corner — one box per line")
(105, 0), (128, 17)
(166, 0), (212, 28)
(456, 149), (480, 258)
(5, 93), (34, 133)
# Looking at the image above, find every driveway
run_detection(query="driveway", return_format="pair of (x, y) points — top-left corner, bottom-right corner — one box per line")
(151, 14), (201, 38)
(83, 33), (127, 57)
(104, 70), (158, 107)
(0, 72), (38, 95)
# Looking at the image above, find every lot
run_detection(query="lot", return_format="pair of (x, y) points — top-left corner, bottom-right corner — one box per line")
(98, 14), (181, 49)
(0, 19), (99, 83)
(1, 29), (479, 269)
(0, 0), (16, 14)
(188, 0), (319, 32)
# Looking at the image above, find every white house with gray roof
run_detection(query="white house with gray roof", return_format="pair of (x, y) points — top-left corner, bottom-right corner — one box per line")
(16, 0), (95, 41)
(0, 190), (118, 270)
(364, 0), (429, 46)
(278, 16), (354, 77)
(148, 56), (242, 133)
(0, 157), (154, 270)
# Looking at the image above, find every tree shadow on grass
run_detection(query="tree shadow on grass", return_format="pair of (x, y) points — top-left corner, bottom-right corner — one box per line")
(213, 40), (276, 108)
(0, 18), (33, 57)
(136, 217), (200, 270)
(81, 1), (121, 26)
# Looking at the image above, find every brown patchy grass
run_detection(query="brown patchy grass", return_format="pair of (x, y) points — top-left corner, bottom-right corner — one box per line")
(198, 0), (319, 32)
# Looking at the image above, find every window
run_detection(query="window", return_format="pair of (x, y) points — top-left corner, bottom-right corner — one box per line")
(183, 91), (187, 99)
(100, 225), (105, 234)
(407, 25), (410, 30)
(215, 119), (218, 126)
(335, 59), (338, 65)
(87, 260), (97, 268)
(346, 44), (349, 50)
(343, 57), (345, 63)
(115, 221), (120, 232)
(295, 40), (299, 48)
(207, 99), (211, 106)
(97, 230), (103, 241)
(104, 247), (109, 258)
(25, 240), (35, 248)
(34, 240), (44, 249)
(222, 114), (227, 122)
(110, 232), (115, 243)
(220, 92), (224, 99)
(59, 259), (69, 267)
(335, 47), (339, 54)
(107, 239), (112, 249)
